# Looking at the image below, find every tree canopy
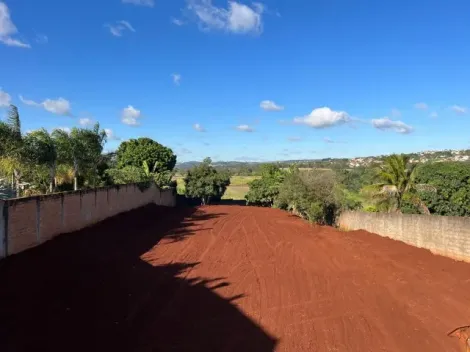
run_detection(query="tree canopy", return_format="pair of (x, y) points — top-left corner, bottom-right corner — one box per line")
(414, 162), (470, 216)
(116, 138), (176, 173)
(184, 157), (230, 205)
(245, 164), (284, 206)
(52, 123), (107, 190)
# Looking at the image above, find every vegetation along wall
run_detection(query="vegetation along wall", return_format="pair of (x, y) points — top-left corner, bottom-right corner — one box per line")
(338, 211), (470, 262)
(0, 183), (176, 258)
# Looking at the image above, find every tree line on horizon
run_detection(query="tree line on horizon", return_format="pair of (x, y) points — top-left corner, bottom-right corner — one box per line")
(242, 154), (470, 222)
(1, 105), (469, 221)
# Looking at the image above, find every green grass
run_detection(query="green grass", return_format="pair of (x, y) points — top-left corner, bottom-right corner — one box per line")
(229, 175), (260, 186)
(222, 186), (249, 200)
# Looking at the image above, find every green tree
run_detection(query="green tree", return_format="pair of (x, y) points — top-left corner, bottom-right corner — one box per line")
(0, 105), (24, 195)
(106, 166), (148, 185)
(22, 129), (58, 193)
(52, 124), (106, 190)
(7, 105), (21, 140)
(364, 154), (428, 213)
(116, 138), (176, 173)
(184, 157), (230, 205)
(414, 162), (470, 216)
(245, 164), (284, 206)
(275, 168), (341, 224)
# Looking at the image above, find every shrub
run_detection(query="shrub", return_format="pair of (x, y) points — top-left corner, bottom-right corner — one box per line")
(184, 158), (230, 205)
(275, 168), (341, 225)
(245, 164), (284, 206)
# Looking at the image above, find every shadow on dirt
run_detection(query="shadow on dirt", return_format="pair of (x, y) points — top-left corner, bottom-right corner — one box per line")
(0, 204), (277, 352)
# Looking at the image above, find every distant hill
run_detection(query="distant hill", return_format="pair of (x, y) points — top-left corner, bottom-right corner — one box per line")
(176, 149), (470, 172)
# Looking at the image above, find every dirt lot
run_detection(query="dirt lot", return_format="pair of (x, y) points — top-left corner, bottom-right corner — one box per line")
(1, 204), (469, 351)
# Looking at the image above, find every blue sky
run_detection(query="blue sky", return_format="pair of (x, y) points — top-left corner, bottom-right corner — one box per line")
(1, 0), (470, 162)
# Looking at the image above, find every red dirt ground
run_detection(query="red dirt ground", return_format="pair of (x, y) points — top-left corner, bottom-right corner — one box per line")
(1, 204), (470, 351)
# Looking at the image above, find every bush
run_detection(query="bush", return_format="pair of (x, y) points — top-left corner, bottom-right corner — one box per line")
(414, 162), (470, 216)
(184, 158), (230, 205)
(274, 168), (340, 225)
(245, 164), (284, 206)
(106, 166), (148, 184)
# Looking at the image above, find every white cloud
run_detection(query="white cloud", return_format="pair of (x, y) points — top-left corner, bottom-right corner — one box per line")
(19, 95), (73, 116)
(19, 95), (39, 106)
(451, 105), (468, 115)
(414, 102), (428, 110)
(193, 123), (206, 132)
(106, 20), (136, 37)
(79, 117), (94, 126)
(371, 117), (413, 134)
(122, 0), (154, 7)
(186, 0), (264, 35)
(104, 128), (121, 141)
(260, 100), (284, 112)
(429, 111), (438, 118)
(324, 137), (335, 144)
(0, 2), (30, 48)
(121, 105), (141, 126)
(287, 136), (301, 142)
(293, 107), (350, 128)
(0, 88), (11, 107)
(172, 73), (181, 85)
(172, 18), (185, 26)
(236, 124), (254, 132)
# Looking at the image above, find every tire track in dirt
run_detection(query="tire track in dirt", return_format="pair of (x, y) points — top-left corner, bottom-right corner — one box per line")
(160, 205), (470, 351)
(2, 204), (470, 351)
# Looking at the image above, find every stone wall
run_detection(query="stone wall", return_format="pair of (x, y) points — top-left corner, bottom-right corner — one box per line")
(338, 211), (470, 262)
(0, 183), (176, 258)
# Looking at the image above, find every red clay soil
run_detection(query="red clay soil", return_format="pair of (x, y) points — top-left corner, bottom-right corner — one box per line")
(1, 205), (470, 351)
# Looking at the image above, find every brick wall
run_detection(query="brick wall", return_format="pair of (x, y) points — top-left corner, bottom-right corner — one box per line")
(338, 211), (470, 262)
(0, 183), (176, 258)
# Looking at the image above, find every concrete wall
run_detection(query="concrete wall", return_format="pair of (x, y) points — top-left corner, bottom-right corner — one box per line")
(338, 211), (470, 262)
(0, 183), (176, 258)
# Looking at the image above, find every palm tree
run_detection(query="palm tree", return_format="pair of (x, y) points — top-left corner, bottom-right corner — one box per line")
(52, 123), (106, 190)
(0, 105), (23, 196)
(369, 154), (429, 214)
(23, 129), (58, 193)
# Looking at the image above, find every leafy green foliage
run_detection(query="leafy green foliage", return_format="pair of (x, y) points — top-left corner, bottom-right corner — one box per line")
(52, 124), (106, 190)
(116, 138), (176, 173)
(106, 166), (148, 184)
(335, 167), (375, 193)
(363, 154), (428, 213)
(245, 164), (284, 206)
(184, 158), (230, 205)
(414, 162), (470, 216)
(275, 169), (340, 224)
(7, 105), (21, 140)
